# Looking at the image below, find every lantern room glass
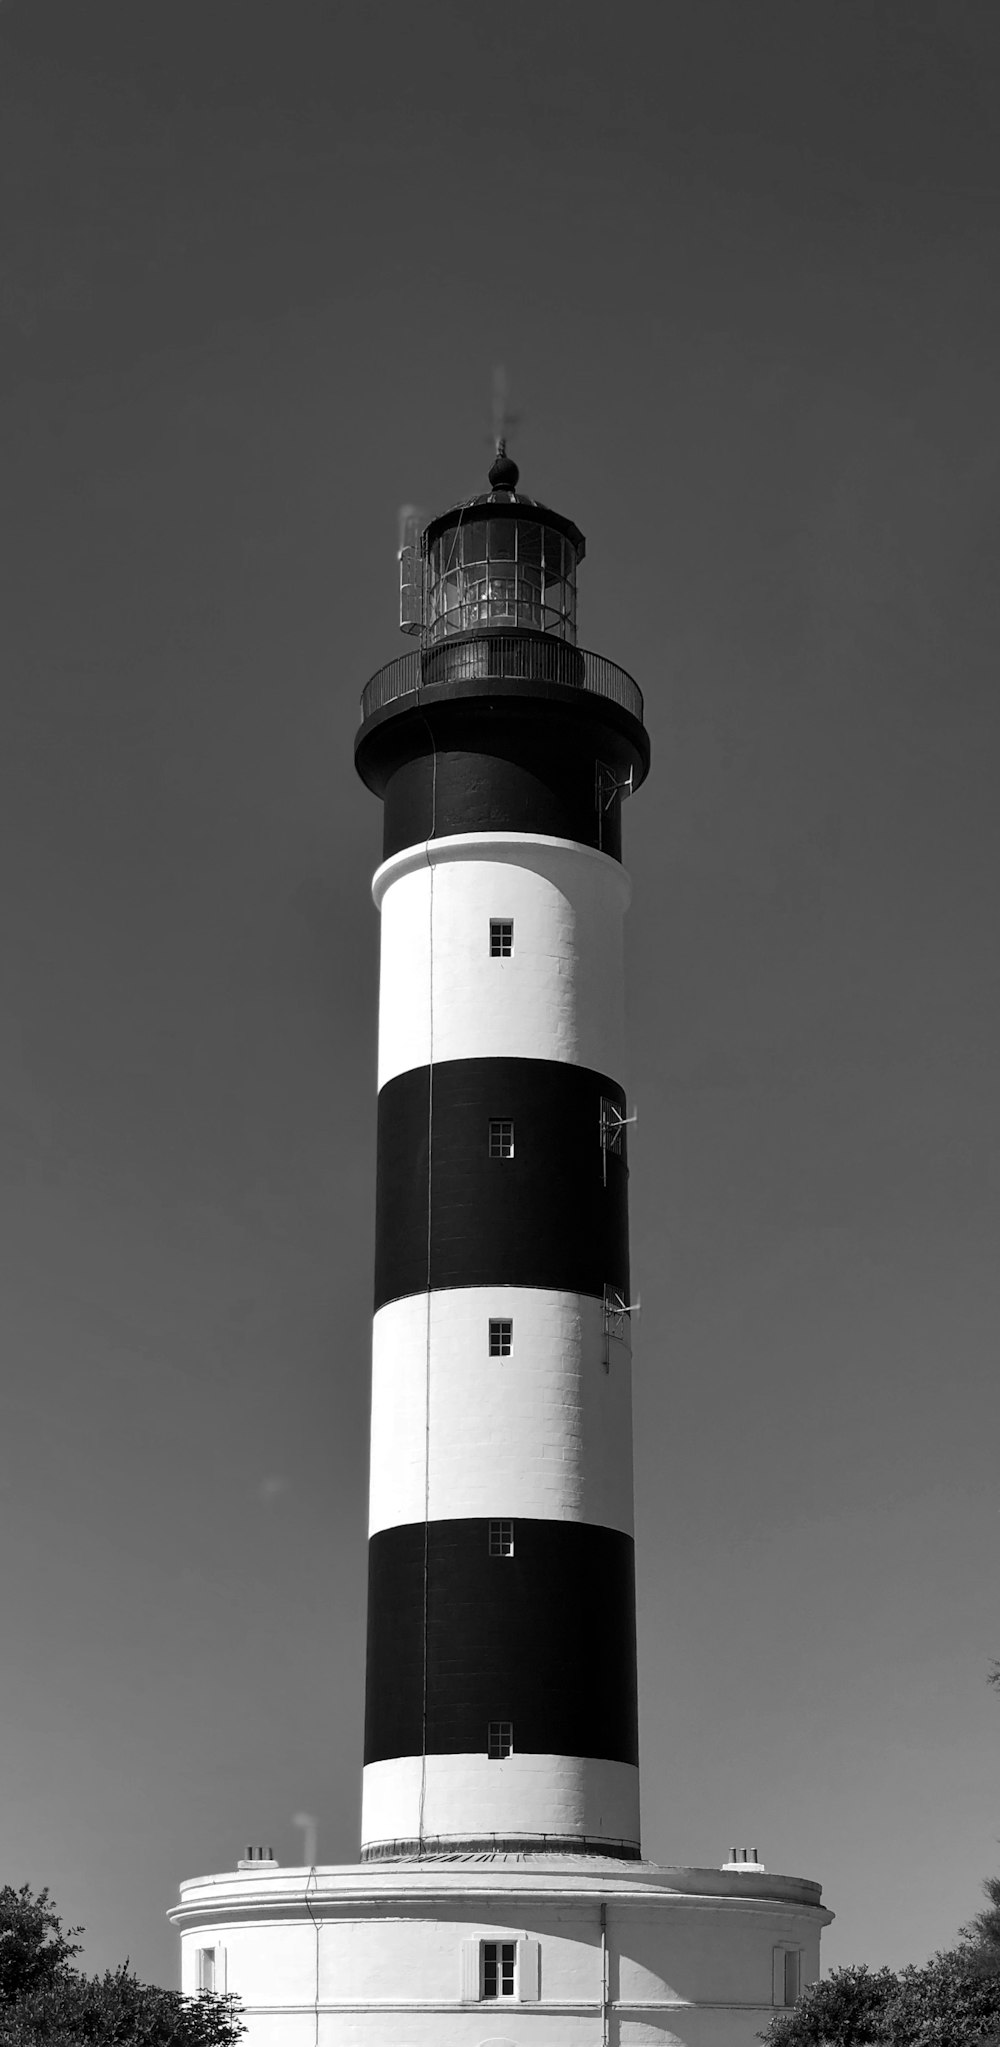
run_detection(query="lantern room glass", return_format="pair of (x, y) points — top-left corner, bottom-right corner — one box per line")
(426, 518), (578, 643)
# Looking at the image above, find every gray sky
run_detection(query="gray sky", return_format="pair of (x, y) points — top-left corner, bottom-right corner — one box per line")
(1, 0), (998, 1988)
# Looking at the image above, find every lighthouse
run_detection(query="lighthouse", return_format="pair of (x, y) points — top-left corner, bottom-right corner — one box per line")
(170, 447), (833, 2046)
(355, 445), (647, 1863)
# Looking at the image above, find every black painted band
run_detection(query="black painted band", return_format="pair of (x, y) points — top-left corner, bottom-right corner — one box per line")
(364, 1518), (639, 1767)
(374, 1057), (629, 1310)
(356, 691), (648, 863)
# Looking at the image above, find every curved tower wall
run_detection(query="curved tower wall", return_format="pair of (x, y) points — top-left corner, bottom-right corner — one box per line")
(363, 835), (638, 1856)
(355, 475), (650, 1862)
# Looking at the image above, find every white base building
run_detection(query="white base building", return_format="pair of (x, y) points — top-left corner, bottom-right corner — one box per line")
(170, 1854), (832, 2047)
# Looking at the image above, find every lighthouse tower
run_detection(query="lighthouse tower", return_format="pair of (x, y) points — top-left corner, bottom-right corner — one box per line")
(356, 445), (646, 1864)
(170, 449), (832, 2047)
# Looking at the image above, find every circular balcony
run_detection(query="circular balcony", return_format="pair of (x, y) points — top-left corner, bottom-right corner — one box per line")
(359, 635), (644, 729)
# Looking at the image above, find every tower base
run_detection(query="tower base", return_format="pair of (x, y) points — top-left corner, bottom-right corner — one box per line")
(170, 1853), (832, 2047)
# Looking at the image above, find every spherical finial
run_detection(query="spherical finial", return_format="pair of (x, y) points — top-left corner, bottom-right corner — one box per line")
(488, 439), (519, 493)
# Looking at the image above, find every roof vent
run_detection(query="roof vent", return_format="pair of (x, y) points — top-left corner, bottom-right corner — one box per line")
(721, 1846), (766, 1872)
(237, 1844), (279, 1870)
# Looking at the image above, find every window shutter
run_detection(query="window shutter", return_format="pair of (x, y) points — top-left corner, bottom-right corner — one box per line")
(216, 1947), (227, 1993)
(460, 1939), (481, 2002)
(518, 1939), (540, 2001)
(773, 1947), (801, 2005)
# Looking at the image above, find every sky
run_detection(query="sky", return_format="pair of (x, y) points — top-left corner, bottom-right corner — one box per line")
(1, 0), (998, 1992)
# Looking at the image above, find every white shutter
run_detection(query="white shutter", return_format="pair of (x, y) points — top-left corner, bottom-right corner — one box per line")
(216, 1946), (227, 1994)
(773, 1947), (801, 2005)
(460, 1938), (481, 2002)
(518, 1939), (540, 2001)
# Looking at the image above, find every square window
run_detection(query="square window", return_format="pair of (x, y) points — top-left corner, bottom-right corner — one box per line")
(482, 1941), (517, 1998)
(489, 1519), (514, 1557)
(489, 1119), (514, 1159)
(489, 918), (513, 958)
(489, 1318), (512, 1357)
(488, 1719), (513, 1759)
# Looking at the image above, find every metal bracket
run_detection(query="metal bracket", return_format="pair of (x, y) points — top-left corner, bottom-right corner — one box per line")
(595, 761), (634, 812)
(595, 762), (634, 850)
(600, 1098), (637, 1185)
(603, 1286), (640, 1369)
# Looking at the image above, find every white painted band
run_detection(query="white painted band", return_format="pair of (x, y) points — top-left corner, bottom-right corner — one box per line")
(374, 835), (631, 1089)
(361, 1753), (640, 1857)
(369, 1288), (634, 1537)
(372, 832), (633, 911)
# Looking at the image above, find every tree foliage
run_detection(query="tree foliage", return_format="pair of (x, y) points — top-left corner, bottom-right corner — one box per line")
(759, 1943), (1000, 2047)
(889, 1946), (1000, 2045)
(758, 1963), (896, 2045)
(964, 1875), (1000, 1969)
(0, 1890), (82, 2007)
(0, 1889), (242, 2047)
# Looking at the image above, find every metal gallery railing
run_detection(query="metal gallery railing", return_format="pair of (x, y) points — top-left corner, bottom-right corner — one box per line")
(359, 638), (644, 725)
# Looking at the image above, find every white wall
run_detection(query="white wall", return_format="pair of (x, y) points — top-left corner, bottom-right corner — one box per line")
(618, 1902), (821, 2007)
(369, 1288), (634, 1535)
(173, 1863), (831, 2047)
(361, 1753), (640, 1855)
(374, 834), (631, 1089)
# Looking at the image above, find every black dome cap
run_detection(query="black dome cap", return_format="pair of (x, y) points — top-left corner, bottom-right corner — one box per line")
(488, 441), (520, 492)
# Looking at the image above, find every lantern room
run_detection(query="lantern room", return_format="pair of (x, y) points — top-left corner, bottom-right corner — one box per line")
(418, 446), (586, 646)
